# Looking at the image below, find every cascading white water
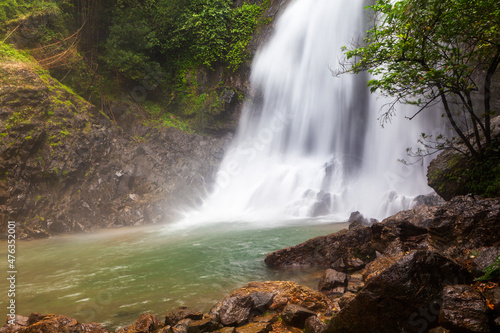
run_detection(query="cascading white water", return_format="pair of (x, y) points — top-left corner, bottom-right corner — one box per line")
(182, 0), (442, 226)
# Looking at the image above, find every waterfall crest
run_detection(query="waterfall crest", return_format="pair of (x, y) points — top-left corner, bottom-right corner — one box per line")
(181, 0), (441, 225)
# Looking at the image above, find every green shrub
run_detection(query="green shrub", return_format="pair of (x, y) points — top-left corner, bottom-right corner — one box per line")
(475, 255), (500, 282)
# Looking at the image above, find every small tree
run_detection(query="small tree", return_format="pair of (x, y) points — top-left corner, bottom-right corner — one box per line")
(340, 0), (500, 159)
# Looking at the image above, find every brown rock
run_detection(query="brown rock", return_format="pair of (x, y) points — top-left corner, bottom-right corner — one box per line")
(0, 315), (29, 333)
(265, 227), (375, 268)
(327, 251), (473, 333)
(439, 285), (489, 333)
(428, 327), (450, 333)
(371, 219), (428, 255)
(117, 313), (162, 333)
(212, 327), (235, 333)
(186, 318), (220, 333)
(428, 196), (500, 256)
(361, 253), (404, 282)
(337, 292), (357, 311)
(304, 316), (327, 333)
(219, 296), (254, 326)
(165, 307), (204, 326)
(281, 304), (316, 329)
(382, 203), (439, 228)
(345, 274), (364, 293)
(235, 322), (271, 333)
(317, 269), (347, 293)
(173, 319), (193, 333)
(156, 326), (173, 333)
(226, 281), (334, 313)
(16, 313), (109, 333)
(250, 314), (278, 325)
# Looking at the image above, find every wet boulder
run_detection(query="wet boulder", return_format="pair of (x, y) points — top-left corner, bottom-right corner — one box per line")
(304, 316), (327, 333)
(166, 307), (204, 326)
(117, 313), (162, 333)
(347, 211), (376, 230)
(370, 219), (428, 256)
(317, 269), (347, 295)
(219, 295), (254, 326)
(265, 228), (375, 268)
(187, 318), (220, 333)
(0, 315), (29, 333)
(281, 304), (316, 329)
(5, 313), (111, 333)
(439, 285), (489, 333)
(327, 250), (473, 333)
(222, 281), (334, 314)
(234, 322), (272, 333)
(427, 196), (500, 255)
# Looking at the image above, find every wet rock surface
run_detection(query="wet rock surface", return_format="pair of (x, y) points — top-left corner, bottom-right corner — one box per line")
(116, 313), (163, 333)
(281, 304), (316, 329)
(327, 251), (473, 333)
(439, 285), (490, 333)
(265, 196), (500, 332)
(264, 226), (375, 268)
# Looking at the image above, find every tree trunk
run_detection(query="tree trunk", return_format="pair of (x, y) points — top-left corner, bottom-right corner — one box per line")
(484, 46), (500, 147)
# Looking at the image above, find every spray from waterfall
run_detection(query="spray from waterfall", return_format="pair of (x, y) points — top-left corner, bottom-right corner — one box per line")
(180, 0), (442, 226)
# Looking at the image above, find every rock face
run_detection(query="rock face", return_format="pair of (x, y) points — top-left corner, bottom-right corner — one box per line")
(0, 61), (229, 238)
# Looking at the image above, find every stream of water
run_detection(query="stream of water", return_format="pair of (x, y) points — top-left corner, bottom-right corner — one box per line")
(0, 221), (346, 331)
(183, 0), (442, 225)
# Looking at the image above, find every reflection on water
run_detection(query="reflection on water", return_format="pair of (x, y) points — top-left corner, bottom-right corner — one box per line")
(0, 221), (346, 330)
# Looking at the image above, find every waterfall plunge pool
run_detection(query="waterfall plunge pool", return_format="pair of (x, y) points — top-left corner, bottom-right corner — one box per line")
(0, 220), (347, 331)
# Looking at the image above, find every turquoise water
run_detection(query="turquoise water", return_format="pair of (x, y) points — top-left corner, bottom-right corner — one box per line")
(0, 221), (346, 330)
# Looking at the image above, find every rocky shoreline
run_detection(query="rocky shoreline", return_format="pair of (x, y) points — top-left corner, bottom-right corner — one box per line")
(2, 195), (499, 333)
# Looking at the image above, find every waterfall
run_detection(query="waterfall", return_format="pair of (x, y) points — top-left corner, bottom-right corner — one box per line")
(182, 0), (442, 225)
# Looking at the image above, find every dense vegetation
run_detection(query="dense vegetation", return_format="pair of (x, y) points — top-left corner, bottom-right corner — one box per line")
(0, 0), (269, 132)
(341, 0), (500, 197)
